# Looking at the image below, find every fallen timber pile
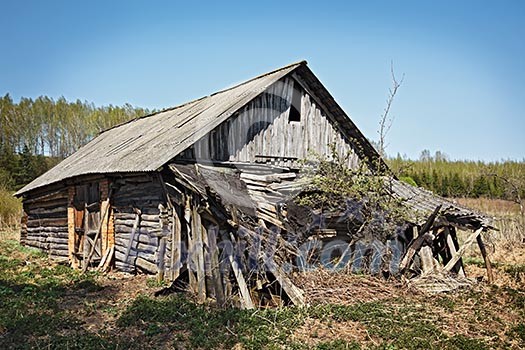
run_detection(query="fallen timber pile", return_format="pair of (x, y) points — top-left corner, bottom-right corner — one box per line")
(125, 161), (494, 308)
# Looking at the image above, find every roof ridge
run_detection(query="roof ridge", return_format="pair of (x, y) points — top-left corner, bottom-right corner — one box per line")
(99, 60), (307, 135)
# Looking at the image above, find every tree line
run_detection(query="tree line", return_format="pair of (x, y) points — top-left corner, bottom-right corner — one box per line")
(1, 94), (523, 202)
(388, 151), (525, 202)
(0, 94), (149, 191)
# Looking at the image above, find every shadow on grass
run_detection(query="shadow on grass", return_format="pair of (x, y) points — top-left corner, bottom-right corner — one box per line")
(0, 240), (127, 350)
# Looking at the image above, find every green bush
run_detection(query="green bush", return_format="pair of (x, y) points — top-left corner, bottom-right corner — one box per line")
(399, 176), (417, 187)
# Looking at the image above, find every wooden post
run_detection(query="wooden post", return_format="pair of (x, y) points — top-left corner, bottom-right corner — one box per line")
(157, 236), (166, 283)
(171, 207), (182, 280)
(202, 224), (214, 298)
(82, 206), (88, 270)
(99, 179), (112, 255)
(67, 186), (78, 268)
(184, 196), (197, 293)
(476, 233), (494, 283)
(192, 205), (206, 303)
(207, 225), (225, 307)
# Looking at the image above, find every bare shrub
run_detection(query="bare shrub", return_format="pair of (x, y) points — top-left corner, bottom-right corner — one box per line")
(0, 187), (21, 231)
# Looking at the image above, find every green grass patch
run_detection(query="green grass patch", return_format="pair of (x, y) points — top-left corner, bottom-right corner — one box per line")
(508, 323), (525, 344)
(118, 294), (308, 349)
(0, 238), (110, 350)
(315, 339), (361, 350)
(0, 238), (522, 349)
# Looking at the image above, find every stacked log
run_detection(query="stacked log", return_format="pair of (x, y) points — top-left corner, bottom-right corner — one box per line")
(22, 188), (69, 259)
(112, 175), (164, 274)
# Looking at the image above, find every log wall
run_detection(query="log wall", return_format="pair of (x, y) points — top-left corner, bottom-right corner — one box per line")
(22, 187), (69, 259)
(112, 174), (166, 274)
(184, 77), (360, 169)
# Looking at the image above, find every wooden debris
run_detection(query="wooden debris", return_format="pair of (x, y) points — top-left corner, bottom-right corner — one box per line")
(442, 228), (484, 273)
(399, 205), (441, 272)
(444, 228), (465, 277)
(228, 233), (254, 309)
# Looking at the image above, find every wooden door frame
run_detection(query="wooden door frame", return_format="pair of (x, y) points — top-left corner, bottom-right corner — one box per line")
(67, 178), (114, 269)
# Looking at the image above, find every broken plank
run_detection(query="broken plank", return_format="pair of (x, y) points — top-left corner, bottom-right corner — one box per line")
(445, 229), (465, 277)
(263, 252), (304, 306)
(442, 227), (483, 273)
(228, 232), (254, 309)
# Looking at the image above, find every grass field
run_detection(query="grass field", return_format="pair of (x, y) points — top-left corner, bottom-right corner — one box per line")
(0, 224), (524, 350)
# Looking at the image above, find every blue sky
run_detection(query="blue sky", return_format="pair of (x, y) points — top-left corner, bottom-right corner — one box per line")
(1, 0), (524, 161)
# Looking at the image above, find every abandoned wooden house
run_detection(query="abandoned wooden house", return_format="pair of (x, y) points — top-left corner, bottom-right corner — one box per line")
(15, 61), (494, 307)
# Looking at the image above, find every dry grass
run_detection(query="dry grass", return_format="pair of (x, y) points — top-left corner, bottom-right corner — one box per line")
(455, 198), (524, 281)
(0, 227), (18, 242)
(456, 197), (521, 216)
(1, 228), (524, 349)
(1, 196), (524, 349)
(292, 269), (408, 305)
(0, 187), (21, 230)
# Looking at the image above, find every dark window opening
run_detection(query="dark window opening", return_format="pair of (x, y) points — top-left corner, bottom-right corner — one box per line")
(288, 81), (302, 122)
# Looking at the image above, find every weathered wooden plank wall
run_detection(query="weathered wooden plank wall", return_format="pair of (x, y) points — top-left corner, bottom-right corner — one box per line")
(22, 188), (69, 259)
(112, 174), (165, 274)
(186, 77), (360, 169)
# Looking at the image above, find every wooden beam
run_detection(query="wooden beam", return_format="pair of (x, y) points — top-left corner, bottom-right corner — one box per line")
(192, 206), (206, 303)
(67, 186), (79, 268)
(171, 207), (182, 281)
(228, 232), (254, 309)
(123, 209), (141, 266)
(263, 252), (305, 306)
(100, 179), (112, 256)
(442, 228), (483, 273)
(157, 236), (166, 283)
(184, 195), (197, 293)
(445, 228), (465, 277)
(399, 206), (442, 272)
(207, 225), (225, 307)
(399, 231), (433, 272)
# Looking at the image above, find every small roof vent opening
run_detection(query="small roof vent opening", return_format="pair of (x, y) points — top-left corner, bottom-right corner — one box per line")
(288, 81), (302, 122)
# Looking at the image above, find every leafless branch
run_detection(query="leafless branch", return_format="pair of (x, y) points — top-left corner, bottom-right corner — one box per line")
(378, 61), (404, 157)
